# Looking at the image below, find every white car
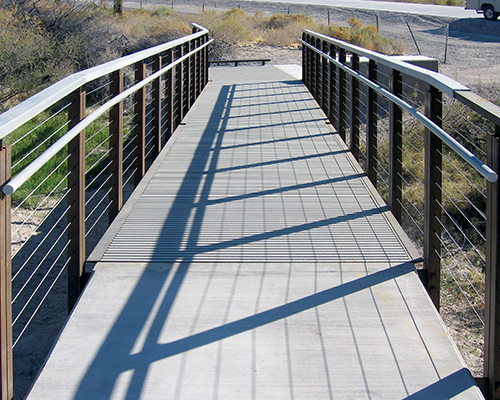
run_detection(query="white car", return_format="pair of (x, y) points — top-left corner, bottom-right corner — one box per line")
(465, 0), (500, 20)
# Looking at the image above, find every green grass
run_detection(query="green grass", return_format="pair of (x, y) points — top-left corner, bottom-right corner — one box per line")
(6, 110), (111, 206)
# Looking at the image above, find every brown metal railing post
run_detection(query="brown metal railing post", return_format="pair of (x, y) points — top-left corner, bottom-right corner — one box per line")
(311, 37), (317, 98)
(485, 126), (500, 399)
(194, 38), (200, 99)
(308, 35), (314, 92)
(152, 54), (162, 160)
(350, 53), (360, 161)
(174, 46), (182, 128)
(423, 85), (442, 309)
(180, 44), (187, 121)
(317, 39), (323, 109)
(337, 48), (347, 142)
(329, 43), (338, 129)
(302, 33), (311, 90)
(204, 34), (208, 88)
(0, 144), (13, 400)
(302, 32), (307, 85)
(321, 39), (329, 115)
(187, 40), (193, 110)
(109, 71), (124, 224)
(389, 69), (403, 223)
(367, 60), (378, 186)
(134, 61), (146, 187)
(67, 88), (86, 311)
(165, 49), (174, 142)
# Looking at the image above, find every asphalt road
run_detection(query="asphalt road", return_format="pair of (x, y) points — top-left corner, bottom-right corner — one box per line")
(115, 0), (479, 19)
(250, 0), (480, 18)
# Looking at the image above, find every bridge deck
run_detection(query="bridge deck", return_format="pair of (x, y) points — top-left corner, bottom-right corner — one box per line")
(27, 66), (482, 399)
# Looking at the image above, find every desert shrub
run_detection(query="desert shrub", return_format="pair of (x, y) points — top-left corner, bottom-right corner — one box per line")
(257, 13), (321, 47)
(197, 8), (253, 44)
(328, 17), (404, 54)
(113, 8), (191, 53)
(0, 6), (73, 110)
(262, 13), (312, 30)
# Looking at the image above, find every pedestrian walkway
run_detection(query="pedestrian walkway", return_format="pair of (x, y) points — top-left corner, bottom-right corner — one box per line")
(26, 66), (483, 399)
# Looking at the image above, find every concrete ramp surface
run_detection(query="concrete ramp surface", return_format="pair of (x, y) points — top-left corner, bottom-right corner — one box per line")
(26, 67), (483, 399)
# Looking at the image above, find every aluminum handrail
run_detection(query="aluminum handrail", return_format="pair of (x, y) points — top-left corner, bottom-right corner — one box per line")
(0, 24), (209, 141)
(303, 29), (468, 98)
(300, 38), (498, 183)
(3, 37), (213, 195)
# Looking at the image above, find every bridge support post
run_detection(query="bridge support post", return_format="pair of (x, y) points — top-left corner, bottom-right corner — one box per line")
(367, 60), (378, 187)
(423, 85), (442, 309)
(109, 71), (124, 224)
(0, 144), (13, 400)
(67, 89), (86, 311)
(389, 69), (403, 223)
(350, 53), (360, 161)
(134, 62), (146, 187)
(485, 125), (500, 399)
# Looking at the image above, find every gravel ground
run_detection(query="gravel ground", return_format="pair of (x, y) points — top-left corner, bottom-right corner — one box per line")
(16, 1), (500, 398)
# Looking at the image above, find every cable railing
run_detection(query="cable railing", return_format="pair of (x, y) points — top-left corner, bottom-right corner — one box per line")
(302, 29), (500, 399)
(0, 23), (211, 399)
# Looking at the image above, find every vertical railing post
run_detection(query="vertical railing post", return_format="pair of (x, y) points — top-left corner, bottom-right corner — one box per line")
(0, 144), (13, 400)
(329, 43), (338, 129)
(194, 38), (200, 99)
(165, 49), (174, 142)
(109, 71), (124, 224)
(485, 126), (500, 399)
(180, 44), (187, 121)
(423, 85), (443, 309)
(337, 48), (347, 142)
(311, 37), (317, 99)
(134, 61), (146, 187)
(67, 88), (86, 311)
(367, 59), (378, 186)
(302, 32), (307, 85)
(350, 53), (360, 161)
(174, 46), (182, 128)
(389, 69), (403, 223)
(203, 34), (208, 88)
(187, 40), (193, 110)
(152, 54), (162, 160)
(307, 34), (312, 90)
(317, 39), (323, 108)
(321, 39), (329, 115)
(306, 34), (313, 91)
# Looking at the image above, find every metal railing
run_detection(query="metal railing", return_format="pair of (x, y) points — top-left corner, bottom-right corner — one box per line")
(301, 29), (500, 399)
(0, 24), (211, 399)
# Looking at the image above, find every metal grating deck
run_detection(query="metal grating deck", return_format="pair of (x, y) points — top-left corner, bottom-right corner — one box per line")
(99, 67), (413, 264)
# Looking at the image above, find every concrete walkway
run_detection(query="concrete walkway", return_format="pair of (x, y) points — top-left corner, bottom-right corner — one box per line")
(26, 66), (483, 399)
